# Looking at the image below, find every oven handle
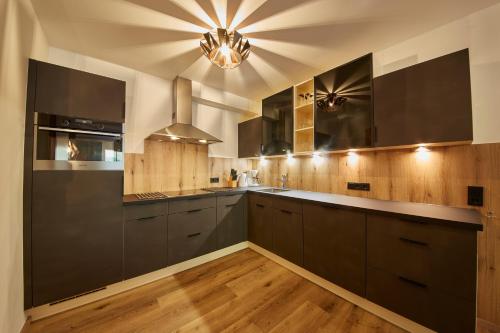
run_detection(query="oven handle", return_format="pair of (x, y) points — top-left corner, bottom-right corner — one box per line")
(37, 126), (122, 137)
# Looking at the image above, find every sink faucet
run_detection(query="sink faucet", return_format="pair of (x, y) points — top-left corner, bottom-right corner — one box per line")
(278, 174), (288, 189)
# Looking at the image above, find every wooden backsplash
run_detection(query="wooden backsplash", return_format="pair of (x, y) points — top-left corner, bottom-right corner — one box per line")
(125, 140), (499, 328)
(124, 140), (251, 194)
(253, 143), (500, 327)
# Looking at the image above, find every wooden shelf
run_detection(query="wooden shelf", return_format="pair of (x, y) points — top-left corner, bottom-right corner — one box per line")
(295, 126), (313, 132)
(295, 101), (313, 110)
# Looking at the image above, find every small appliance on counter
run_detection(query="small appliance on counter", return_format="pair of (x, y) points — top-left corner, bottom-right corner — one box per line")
(238, 172), (248, 187)
(247, 169), (260, 186)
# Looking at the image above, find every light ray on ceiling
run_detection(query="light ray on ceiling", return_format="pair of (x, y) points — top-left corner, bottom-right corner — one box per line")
(249, 38), (323, 68)
(211, 0), (228, 28)
(181, 55), (214, 82)
(228, 0), (268, 30)
(170, 0), (218, 29)
(246, 52), (289, 91)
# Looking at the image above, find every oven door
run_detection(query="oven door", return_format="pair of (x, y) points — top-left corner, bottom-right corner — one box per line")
(34, 126), (124, 171)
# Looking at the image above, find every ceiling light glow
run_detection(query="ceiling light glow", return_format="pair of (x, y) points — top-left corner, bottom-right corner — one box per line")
(200, 28), (250, 69)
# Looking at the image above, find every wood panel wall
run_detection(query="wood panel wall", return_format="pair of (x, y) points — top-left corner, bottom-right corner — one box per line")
(253, 143), (500, 328)
(124, 140), (252, 194)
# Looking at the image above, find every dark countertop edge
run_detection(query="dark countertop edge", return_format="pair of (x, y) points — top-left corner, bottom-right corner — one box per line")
(123, 188), (483, 231)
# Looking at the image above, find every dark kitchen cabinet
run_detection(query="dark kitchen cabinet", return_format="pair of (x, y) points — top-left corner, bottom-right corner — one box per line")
(31, 171), (124, 306)
(272, 198), (303, 266)
(248, 193), (273, 250)
(303, 203), (366, 296)
(314, 54), (373, 151)
(216, 194), (247, 249)
(262, 87), (294, 156)
(167, 197), (217, 265)
(373, 49), (473, 147)
(366, 213), (477, 333)
(238, 117), (262, 158)
(32, 60), (125, 122)
(124, 203), (168, 279)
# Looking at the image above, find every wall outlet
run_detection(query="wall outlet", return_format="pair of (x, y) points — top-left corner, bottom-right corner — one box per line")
(347, 182), (370, 191)
(468, 186), (483, 207)
(210, 177), (219, 184)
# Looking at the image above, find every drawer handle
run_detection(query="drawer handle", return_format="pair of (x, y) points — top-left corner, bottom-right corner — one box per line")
(400, 218), (428, 225)
(226, 204), (237, 208)
(398, 276), (427, 289)
(399, 237), (428, 247)
(280, 209), (292, 214)
(187, 232), (201, 238)
(321, 205), (337, 210)
(186, 209), (202, 214)
(136, 216), (157, 221)
(256, 204), (265, 208)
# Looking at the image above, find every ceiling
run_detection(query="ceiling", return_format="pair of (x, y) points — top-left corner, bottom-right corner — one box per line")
(31, 0), (499, 100)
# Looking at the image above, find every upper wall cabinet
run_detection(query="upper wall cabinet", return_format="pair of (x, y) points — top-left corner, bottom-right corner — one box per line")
(31, 60), (126, 123)
(314, 54), (374, 151)
(238, 117), (262, 158)
(373, 49), (473, 147)
(262, 87), (294, 156)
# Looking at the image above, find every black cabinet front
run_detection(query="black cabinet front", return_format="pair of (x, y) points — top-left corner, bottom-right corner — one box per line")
(314, 54), (373, 151)
(216, 194), (247, 249)
(373, 49), (473, 147)
(238, 118), (262, 158)
(272, 198), (303, 266)
(262, 87), (294, 156)
(32, 60), (125, 123)
(31, 171), (124, 306)
(248, 194), (273, 250)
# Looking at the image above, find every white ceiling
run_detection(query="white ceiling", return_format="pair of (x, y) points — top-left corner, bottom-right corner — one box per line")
(31, 0), (500, 100)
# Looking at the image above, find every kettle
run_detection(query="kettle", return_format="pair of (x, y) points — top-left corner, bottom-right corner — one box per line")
(238, 172), (248, 187)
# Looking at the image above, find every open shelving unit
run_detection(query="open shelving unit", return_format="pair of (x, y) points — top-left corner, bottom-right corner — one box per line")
(294, 79), (314, 153)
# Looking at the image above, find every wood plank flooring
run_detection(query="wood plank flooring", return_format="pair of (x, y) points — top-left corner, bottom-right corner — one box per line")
(26, 249), (407, 333)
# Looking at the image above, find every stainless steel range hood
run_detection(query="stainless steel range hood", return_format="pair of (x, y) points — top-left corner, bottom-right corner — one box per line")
(147, 77), (222, 144)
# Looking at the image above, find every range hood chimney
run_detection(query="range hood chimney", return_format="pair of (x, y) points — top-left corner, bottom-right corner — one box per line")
(147, 77), (222, 144)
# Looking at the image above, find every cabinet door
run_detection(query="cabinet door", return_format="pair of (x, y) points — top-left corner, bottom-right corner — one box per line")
(272, 203), (303, 266)
(238, 118), (262, 158)
(124, 214), (168, 279)
(248, 194), (273, 250)
(262, 87), (294, 156)
(167, 208), (217, 265)
(303, 203), (366, 296)
(31, 171), (123, 306)
(373, 49), (472, 147)
(216, 194), (247, 249)
(314, 54), (373, 151)
(34, 60), (125, 122)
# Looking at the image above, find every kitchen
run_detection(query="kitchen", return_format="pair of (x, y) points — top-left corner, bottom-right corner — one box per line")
(1, 1), (500, 332)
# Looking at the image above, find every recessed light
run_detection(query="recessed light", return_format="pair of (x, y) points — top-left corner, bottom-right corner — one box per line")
(199, 139), (208, 144)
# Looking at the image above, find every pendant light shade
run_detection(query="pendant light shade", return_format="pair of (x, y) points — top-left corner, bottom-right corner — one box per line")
(200, 28), (250, 69)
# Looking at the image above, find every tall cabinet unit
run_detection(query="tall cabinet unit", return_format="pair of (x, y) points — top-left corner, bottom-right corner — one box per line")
(262, 87), (294, 156)
(294, 80), (315, 153)
(314, 54), (374, 151)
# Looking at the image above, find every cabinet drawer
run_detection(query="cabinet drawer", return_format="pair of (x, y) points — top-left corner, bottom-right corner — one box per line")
(367, 267), (475, 333)
(249, 193), (273, 207)
(124, 215), (167, 279)
(272, 197), (301, 214)
(124, 202), (167, 220)
(217, 194), (244, 207)
(367, 214), (477, 301)
(168, 196), (215, 214)
(168, 208), (216, 265)
(168, 207), (216, 239)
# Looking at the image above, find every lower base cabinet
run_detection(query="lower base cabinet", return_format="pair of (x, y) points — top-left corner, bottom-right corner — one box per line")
(272, 198), (303, 266)
(167, 198), (217, 265)
(248, 193), (273, 250)
(124, 202), (168, 279)
(303, 203), (366, 296)
(216, 194), (247, 249)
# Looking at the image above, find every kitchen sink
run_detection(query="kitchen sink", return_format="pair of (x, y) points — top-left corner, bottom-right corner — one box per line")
(257, 188), (290, 193)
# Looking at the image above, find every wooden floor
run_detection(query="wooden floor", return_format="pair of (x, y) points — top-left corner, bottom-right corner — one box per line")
(27, 249), (407, 333)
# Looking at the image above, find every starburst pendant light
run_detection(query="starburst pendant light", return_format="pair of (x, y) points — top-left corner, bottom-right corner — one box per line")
(200, 28), (250, 69)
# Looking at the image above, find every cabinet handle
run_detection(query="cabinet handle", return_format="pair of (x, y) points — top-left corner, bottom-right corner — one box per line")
(321, 205), (337, 210)
(256, 204), (265, 208)
(136, 216), (157, 221)
(187, 232), (201, 238)
(398, 276), (427, 289)
(399, 237), (428, 247)
(226, 204), (237, 208)
(186, 209), (202, 213)
(399, 217), (428, 225)
(280, 209), (292, 214)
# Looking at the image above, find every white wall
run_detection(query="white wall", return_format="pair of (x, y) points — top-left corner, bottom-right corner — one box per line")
(0, 0), (48, 332)
(46, 48), (256, 157)
(373, 3), (500, 144)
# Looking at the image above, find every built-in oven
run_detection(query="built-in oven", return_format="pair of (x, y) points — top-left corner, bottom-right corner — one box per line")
(33, 112), (124, 170)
